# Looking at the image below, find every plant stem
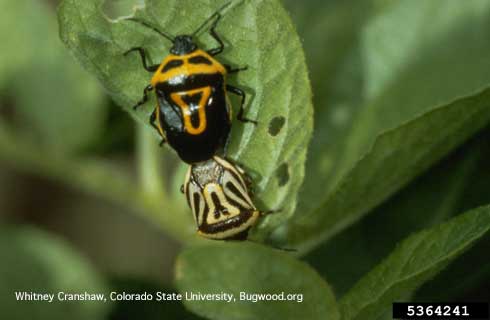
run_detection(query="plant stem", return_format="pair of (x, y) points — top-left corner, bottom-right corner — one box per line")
(136, 123), (166, 198)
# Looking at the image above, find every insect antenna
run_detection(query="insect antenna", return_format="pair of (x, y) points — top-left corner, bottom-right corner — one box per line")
(127, 18), (175, 42)
(191, 1), (232, 36)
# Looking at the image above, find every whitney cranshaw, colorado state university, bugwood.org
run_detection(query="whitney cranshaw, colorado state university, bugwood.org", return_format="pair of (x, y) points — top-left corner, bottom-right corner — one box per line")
(14, 291), (304, 303)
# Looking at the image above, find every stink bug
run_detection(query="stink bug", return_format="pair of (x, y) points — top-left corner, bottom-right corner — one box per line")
(183, 156), (268, 240)
(124, 2), (255, 164)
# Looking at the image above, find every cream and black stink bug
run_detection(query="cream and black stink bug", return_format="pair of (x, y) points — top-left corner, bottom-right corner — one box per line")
(183, 156), (269, 240)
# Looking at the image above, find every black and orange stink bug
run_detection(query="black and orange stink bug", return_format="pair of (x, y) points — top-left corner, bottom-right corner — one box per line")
(124, 2), (256, 164)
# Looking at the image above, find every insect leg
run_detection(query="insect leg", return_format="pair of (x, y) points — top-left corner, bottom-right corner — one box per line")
(226, 85), (257, 124)
(149, 109), (159, 131)
(222, 135), (231, 155)
(149, 109), (167, 145)
(206, 14), (225, 56)
(124, 47), (159, 72)
(133, 84), (153, 110)
(224, 64), (248, 74)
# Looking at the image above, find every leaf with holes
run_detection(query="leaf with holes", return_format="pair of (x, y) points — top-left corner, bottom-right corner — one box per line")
(279, 0), (490, 250)
(58, 0), (313, 239)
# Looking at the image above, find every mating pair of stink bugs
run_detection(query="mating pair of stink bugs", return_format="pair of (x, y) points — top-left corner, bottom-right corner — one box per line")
(125, 3), (270, 240)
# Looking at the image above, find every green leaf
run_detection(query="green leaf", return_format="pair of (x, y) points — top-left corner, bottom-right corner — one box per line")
(284, 0), (381, 212)
(102, 0), (145, 20)
(0, 2), (39, 86)
(339, 205), (490, 320)
(0, 226), (109, 320)
(175, 242), (339, 320)
(415, 129), (490, 300)
(306, 133), (480, 296)
(415, 235), (490, 301)
(58, 0), (313, 238)
(286, 87), (490, 251)
(281, 0), (490, 250)
(0, 0), (105, 153)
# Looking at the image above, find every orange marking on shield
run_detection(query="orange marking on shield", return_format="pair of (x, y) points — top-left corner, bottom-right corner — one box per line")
(170, 87), (211, 135)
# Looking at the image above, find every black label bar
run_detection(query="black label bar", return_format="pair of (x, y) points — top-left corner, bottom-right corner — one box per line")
(393, 302), (489, 319)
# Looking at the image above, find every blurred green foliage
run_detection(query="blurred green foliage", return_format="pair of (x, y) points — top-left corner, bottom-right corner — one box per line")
(0, 0), (106, 153)
(0, 227), (109, 319)
(0, 0), (489, 319)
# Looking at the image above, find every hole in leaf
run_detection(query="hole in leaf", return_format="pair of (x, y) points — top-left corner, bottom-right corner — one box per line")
(276, 163), (289, 187)
(268, 116), (285, 136)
